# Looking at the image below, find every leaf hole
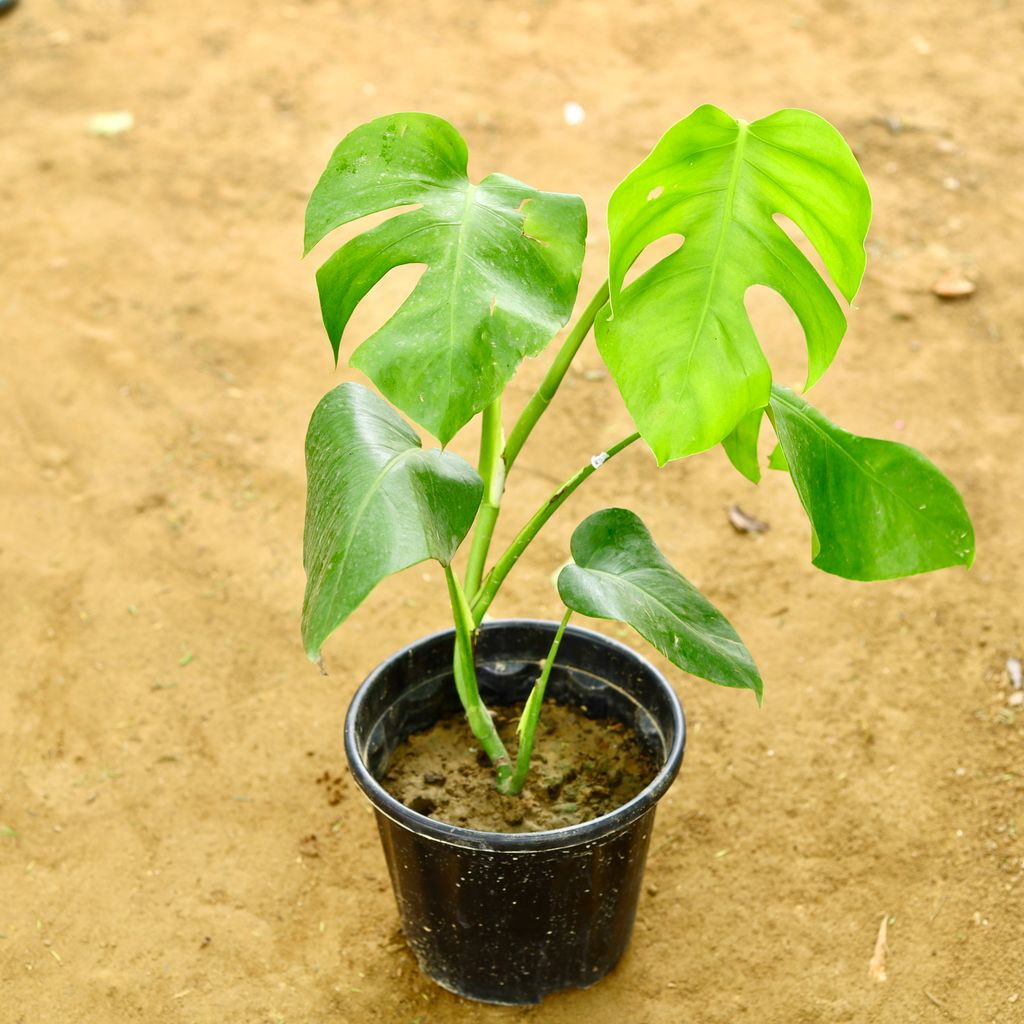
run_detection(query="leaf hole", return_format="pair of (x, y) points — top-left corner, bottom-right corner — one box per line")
(647, 186), (664, 201)
(305, 203), (423, 259)
(622, 233), (684, 291)
(772, 213), (840, 301)
(343, 262), (429, 345)
(744, 284), (807, 386)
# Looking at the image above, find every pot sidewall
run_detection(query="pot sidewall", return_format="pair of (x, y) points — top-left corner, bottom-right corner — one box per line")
(343, 620), (686, 1004)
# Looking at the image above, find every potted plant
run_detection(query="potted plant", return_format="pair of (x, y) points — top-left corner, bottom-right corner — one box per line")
(299, 107), (974, 1004)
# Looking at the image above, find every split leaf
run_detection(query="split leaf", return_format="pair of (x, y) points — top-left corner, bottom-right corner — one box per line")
(302, 383), (482, 658)
(306, 113), (587, 443)
(597, 105), (871, 463)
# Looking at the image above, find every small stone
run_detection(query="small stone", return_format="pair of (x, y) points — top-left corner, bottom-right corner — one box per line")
(1006, 657), (1022, 690)
(87, 111), (134, 137)
(422, 771), (446, 786)
(932, 272), (975, 299)
(563, 101), (585, 127)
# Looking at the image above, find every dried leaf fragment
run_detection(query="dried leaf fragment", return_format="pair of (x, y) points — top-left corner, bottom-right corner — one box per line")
(868, 914), (888, 982)
(1006, 657), (1022, 690)
(727, 504), (770, 534)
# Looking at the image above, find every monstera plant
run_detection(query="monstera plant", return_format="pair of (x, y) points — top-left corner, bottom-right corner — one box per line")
(300, 106), (973, 795)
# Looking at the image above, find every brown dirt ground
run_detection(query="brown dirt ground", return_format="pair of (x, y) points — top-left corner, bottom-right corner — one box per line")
(2, 1), (1022, 1021)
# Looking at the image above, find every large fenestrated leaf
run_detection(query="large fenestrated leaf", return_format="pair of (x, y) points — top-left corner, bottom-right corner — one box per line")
(557, 508), (762, 699)
(302, 382), (482, 658)
(768, 385), (974, 580)
(596, 105), (871, 464)
(305, 113), (587, 444)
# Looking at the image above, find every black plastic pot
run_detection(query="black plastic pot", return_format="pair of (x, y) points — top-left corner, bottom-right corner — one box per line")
(344, 619), (686, 1005)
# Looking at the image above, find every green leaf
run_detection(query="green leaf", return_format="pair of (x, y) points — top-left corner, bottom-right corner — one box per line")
(302, 382), (483, 658)
(767, 441), (789, 471)
(768, 385), (974, 580)
(722, 407), (764, 484)
(558, 508), (763, 700)
(306, 113), (587, 444)
(596, 105), (871, 464)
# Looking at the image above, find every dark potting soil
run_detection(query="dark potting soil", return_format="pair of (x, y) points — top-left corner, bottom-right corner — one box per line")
(381, 702), (659, 833)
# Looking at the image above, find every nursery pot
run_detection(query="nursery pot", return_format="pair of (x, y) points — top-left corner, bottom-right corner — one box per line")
(344, 619), (686, 1005)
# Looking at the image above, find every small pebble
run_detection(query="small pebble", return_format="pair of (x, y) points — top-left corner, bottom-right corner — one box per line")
(87, 111), (134, 136)
(1006, 657), (1022, 689)
(932, 272), (975, 299)
(563, 101), (586, 126)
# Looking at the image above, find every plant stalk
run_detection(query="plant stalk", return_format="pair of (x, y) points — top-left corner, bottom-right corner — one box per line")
(501, 609), (573, 796)
(504, 281), (611, 471)
(471, 430), (641, 624)
(444, 564), (513, 787)
(464, 399), (505, 598)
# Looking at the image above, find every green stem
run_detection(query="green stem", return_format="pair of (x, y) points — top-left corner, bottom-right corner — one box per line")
(504, 281), (610, 472)
(501, 609), (572, 796)
(471, 430), (641, 624)
(464, 399), (505, 597)
(444, 564), (512, 787)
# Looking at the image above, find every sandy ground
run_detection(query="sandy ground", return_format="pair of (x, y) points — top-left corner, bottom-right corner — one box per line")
(2, 1), (1023, 1021)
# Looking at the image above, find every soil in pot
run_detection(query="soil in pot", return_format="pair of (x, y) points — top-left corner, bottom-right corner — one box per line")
(381, 701), (659, 833)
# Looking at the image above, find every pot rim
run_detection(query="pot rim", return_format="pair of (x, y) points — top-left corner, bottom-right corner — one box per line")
(344, 619), (686, 852)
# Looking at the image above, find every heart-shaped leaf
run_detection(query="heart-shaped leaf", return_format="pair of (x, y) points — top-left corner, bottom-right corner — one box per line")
(768, 385), (974, 580)
(596, 105), (871, 464)
(558, 508), (763, 699)
(302, 382), (482, 658)
(306, 113), (587, 444)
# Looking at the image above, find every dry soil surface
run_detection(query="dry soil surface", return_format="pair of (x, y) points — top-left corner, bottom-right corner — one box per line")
(2, 1), (1023, 1022)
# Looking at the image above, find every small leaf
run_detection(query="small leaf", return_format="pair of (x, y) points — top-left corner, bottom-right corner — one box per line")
(722, 407), (763, 483)
(306, 113), (587, 443)
(768, 385), (974, 580)
(596, 105), (871, 463)
(558, 509), (762, 699)
(302, 383), (482, 658)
